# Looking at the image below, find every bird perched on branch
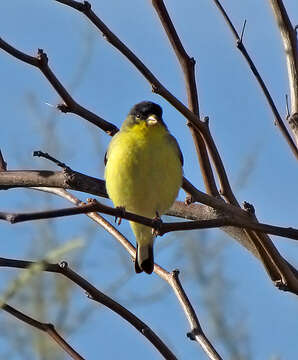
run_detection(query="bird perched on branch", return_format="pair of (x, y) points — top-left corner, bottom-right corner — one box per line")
(105, 101), (183, 274)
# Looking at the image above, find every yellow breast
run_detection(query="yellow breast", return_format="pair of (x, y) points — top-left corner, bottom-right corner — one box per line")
(105, 122), (182, 218)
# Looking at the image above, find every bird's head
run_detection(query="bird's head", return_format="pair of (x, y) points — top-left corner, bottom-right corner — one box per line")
(122, 101), (167, 130)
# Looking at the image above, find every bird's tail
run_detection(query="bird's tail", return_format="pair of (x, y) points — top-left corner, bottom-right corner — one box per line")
(130, 222), (154, 274)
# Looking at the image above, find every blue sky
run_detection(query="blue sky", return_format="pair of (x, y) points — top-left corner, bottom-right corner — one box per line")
(0, 1), (298, 359)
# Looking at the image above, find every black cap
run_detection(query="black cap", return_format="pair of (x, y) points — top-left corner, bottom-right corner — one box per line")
(129, 101), (163, 120)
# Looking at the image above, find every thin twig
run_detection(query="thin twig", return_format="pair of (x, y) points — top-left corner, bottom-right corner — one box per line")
(24, 183), (298, 294)
(33, 151), (71, 170)
(2, 0), (298, 298)
(240, 20), (247, 43)
(151, 0), (220, 198)
(39, 188), (222, 360)
(208, 0), (298, 290)
(184, 180), (298, 292)
(2, 303), (84, 360)
(269, 0), (298, 114)
(1, 199), (298, 241)
(201, 123), (239, 205)
(152, 0), (200, 114)
(0, 258), (177, 360)
(53, 0), (296, 292)
(182, 177), (245, 218)
(269, 0), (298, 145)
(151, 0), (238, 205)
(163, 270), (222, 360)
(211, 0), (298, 159)
(54, 0), (237, 208)
(2, 168), (298, 281)
(0, 170), (244, 217)
(0, 170), (108, 198)
(286, 94), (290, 118)
(54, 0), (205, 131)
(242, 229), (298, 293)
(0, 37), (118, 136)
(0, 2), (241, 208)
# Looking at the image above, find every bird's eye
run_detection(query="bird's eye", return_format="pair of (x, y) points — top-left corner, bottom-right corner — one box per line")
(136, 114), (140, 119)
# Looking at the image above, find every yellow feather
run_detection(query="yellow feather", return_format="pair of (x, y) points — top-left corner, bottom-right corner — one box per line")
(105, 103), (182, 273)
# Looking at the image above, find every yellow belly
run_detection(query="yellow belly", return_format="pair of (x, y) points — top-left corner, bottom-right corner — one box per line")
(105, 123), (182, 219)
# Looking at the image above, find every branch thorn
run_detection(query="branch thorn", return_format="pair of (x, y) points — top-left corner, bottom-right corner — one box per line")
(285, 94), (290, 118)
(59, 261), (68, 269)
(189, 57), (196, 66)
(33, 151), (71, 171)
(242, 201), (255, 215)
(202, 116), (209, 125)
(240, 19), (247, 43)
(77, 1), (91, 12)
(151, 84), (160, 94)
(0, 150), (7, 171)
(187, 328), (199, 341)
(36, 48), (48, 66)
(57, 103), (70, 113)
(45, 102), (55, 108)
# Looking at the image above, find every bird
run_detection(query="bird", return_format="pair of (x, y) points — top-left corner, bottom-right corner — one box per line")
(104, 101), (183, 274)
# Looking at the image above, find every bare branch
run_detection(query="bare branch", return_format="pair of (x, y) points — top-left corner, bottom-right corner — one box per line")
(2, 303), (84, 360)
(0, 170), (243, 217)
(152, 0), (200, 114)
(201, 122), (239, 205)
(188, 171), (298, 292)
(1, 197), (298, 241)
(0, 37), (118, 135)
(182, 178), (245, 219)
(0, 170), (108, 198)
(1, 1), (297, 357)
(211, 0), (298, 159)
(55, 0), (240, 209)
(50, 1), (298, 292)
(0, 179), (222, 359)
(150, 1), (239, 205)
(163, 219), (298, 241)
(2, 169), (298, 268)
(151, 0), (220, 199)
(269, 0), (298, 145)
(165, 270), (222, 360)
(0, 258), (178, 360)
(54, 0), (205, 131)
(1, 0), (297, 315)
(43, 189), (223, 360)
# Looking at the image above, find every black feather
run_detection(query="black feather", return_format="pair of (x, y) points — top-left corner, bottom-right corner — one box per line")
(129, 101), (163, 120)
(135, 243), (154, 274)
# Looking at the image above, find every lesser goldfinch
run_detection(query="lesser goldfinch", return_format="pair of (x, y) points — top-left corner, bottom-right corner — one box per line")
(104, 101), (183, 274)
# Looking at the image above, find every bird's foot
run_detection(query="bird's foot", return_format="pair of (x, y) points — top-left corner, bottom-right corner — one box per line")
(152, 212), (163, 236)
(115, 206), (126, 225)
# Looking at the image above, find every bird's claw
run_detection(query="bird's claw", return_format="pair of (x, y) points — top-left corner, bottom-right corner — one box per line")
(115, 206), (126, 225)
(152, 212), (163, 236)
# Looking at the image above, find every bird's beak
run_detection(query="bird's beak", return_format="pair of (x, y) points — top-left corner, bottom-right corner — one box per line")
(147, 114), (159, 126)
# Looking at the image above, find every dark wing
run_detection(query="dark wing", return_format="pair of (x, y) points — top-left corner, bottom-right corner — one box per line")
(167, 133), (183, 166)
(104, 131), (121, 166)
